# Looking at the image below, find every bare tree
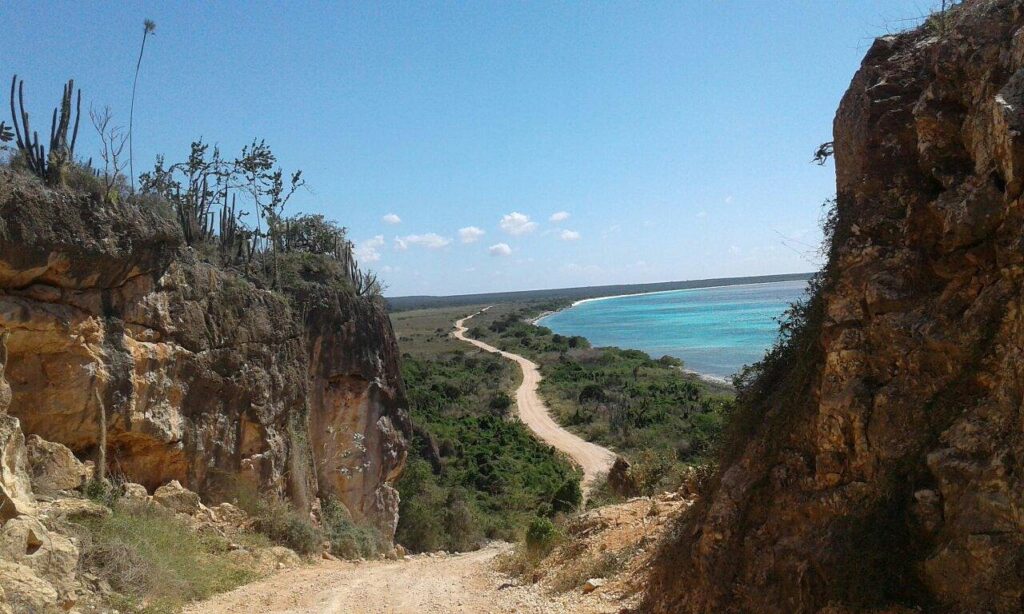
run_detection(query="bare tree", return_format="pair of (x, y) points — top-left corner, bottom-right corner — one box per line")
(90, 106), (128, 203)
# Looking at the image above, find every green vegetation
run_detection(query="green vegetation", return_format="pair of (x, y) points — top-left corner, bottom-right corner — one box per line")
(71, 500), (259, 614)
(467, 302), (734, 498)
(391, 307), (581, 553)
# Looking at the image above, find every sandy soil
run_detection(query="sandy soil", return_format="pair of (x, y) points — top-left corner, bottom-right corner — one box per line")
(453, 309), (616, 490)
(183, 543), (617, 614)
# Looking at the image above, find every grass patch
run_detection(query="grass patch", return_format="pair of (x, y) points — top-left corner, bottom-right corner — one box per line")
(71, 500), (257, 614)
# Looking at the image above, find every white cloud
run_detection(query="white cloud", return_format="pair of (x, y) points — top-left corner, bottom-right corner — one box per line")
(382, 213), (401, 225)
(559, 229), (581, 241)
(724, 195), (734, 205)
(355, 235), (384, 262)
(458, 226), (486, 243)
(549, 211), (570, 223)
(394, 233), (451, 250)
(696, 210), (708, 219)
(489, 243), (512, 256)
(499, 212), (538, 235)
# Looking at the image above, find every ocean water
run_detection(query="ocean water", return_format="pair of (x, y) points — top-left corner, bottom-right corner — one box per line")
(536, 280), (810, 381)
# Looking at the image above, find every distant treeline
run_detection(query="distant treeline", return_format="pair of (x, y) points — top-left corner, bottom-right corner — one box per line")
(386, 272), (814, 312)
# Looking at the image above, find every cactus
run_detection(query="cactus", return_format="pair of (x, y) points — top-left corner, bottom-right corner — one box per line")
(8, 75), (81, 185)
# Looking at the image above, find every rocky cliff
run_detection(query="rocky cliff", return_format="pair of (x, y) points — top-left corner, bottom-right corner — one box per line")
(0, 169), (409, 535)
(646, 1), (1024, 612)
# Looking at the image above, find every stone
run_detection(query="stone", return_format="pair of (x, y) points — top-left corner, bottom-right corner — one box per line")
(0, 562), (59, 613)
(120, 482), (149, 502)
(0, 515), (78, 603)
(152, 480), (201, 515)
(25, 435), (87, 495)
(0, 414), (34, 522)
(37, 497), (111, 521)
(583, 578), (606, 593)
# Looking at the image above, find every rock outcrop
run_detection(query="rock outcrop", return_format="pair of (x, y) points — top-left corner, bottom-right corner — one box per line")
(0, 169), (409, 535)
(646, 1), (1024, 612)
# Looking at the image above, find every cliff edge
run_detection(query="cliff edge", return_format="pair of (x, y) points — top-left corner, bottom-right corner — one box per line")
(645, 1), (1024, 612)
(0, 168), (410, 536)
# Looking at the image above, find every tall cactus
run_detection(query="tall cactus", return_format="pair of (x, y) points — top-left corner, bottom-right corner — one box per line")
(8, 75), (81, 185)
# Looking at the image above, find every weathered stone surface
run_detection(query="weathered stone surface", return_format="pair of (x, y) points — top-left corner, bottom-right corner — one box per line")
(120, 481), (149, 502)
(0, 562), (59, 613)
(0, 414), (34, 522)
(0, 516), (78, 603)
(647, 2), (1024, 613)
(153, 479), (201, 515)
(36, 497), (110, 521)
(25, 435), (87, 495)
(0, 169), (410, 535)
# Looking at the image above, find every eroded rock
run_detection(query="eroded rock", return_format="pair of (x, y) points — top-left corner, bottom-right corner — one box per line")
(25, 435), (87, 495)
(645, 3), (1024, 613)
(153, 480), (201, 515)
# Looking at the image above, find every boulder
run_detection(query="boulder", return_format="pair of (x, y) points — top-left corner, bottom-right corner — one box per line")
(0, 562), (59, 613)
(25, 435), (87, 495)
(0, 414), (34, 522)
(0, 515), (79, 603)
(153, 480), (201, 515)
(37, 497), (111, 521)
(120, 482), (149, 502)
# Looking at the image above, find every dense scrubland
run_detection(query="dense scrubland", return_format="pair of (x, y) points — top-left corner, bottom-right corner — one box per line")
(464, 302), (733, 502)
(390, 307), (582, 552)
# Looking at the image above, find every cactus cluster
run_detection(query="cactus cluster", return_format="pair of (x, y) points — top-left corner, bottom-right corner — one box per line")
(8, 75), (82, 185)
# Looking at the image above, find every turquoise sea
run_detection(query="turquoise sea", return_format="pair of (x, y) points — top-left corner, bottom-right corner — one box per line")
(536, 280), (809, 381)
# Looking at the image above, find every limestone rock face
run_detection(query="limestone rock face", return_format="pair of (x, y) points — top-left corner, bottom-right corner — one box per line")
(0, 562), (59, 613)
(647, 2), (1024, 612)
(0, 169), (409, 534)
(153, 479), (201, 515)
(25, 435), (87, 495)
(0, 515), (78, 603)
(0, 415), (34, 522)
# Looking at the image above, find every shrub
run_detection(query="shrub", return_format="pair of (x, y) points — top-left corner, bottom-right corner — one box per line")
(321, 496), (386, 559)
(252, 495), (323, 555)
(550, 477), (582, 514)
(525, 516), (559, 557)
(72, 500), (255, 612)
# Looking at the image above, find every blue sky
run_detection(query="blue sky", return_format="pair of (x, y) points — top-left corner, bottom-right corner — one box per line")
(6, 1), (933, 296)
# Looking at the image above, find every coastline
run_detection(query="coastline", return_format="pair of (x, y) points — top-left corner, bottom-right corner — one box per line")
(555, 278), (809, 314)
(531, 278), (807, 386)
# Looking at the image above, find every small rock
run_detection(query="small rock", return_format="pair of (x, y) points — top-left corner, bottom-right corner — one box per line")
(152, 480), (201, 515)
(583, 578), (606, 593)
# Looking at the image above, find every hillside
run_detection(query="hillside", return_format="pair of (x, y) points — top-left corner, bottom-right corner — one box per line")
(645, 1), (1024, 611)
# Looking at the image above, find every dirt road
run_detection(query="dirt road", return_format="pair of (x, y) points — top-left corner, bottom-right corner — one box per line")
(453, 309), (616, 490)
(184, 543), (614, 614)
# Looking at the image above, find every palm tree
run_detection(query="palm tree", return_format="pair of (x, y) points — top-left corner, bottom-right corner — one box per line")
(129, 19), (156, 192)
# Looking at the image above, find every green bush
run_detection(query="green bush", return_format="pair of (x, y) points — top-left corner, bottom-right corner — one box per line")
(550, 478), (582, 514)
(525, 516), (559, 557)
(72, 500), (255, 613)
(252, 495), (323, 555)
(321, 496), (386, 559)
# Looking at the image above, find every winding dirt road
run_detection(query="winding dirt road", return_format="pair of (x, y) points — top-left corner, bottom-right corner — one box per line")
(185, 543), (619, 614)
(453, 309), (616, 490)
